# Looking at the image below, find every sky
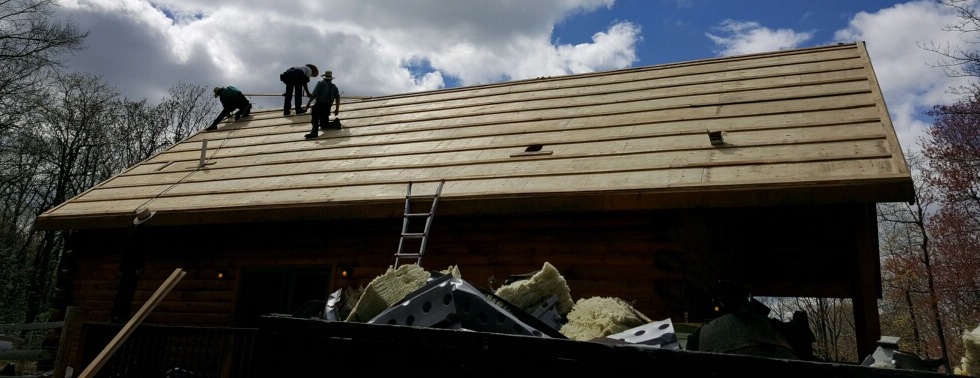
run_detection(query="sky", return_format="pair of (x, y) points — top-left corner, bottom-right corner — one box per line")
(52, 0), (977, 155)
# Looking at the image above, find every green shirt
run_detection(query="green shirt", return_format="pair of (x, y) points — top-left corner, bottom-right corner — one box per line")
(309, 80), (339, 107)
(218, 86), (246, 109)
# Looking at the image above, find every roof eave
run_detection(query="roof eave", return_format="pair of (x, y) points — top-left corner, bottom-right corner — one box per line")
(33, 178), (914, 231)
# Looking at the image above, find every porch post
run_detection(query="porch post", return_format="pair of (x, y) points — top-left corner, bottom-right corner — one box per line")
(109, 223), (148, 323)
(852, 203), (882, 359)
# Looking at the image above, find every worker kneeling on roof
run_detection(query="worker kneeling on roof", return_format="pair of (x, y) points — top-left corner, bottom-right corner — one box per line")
(206, 86), (251, 131)
(303, 70), (341, 139)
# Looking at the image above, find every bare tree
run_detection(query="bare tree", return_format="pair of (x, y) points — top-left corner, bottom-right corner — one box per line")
(0, 131), (42, 323)
(118, 98), (171, 164)
(760, 297), (857, 362)
(14, 72), (122, 324)
(0, 74), (218, 324)
(878, 200), (930, 356)
(0, 0), (87, 133)
(797, 298), (856, 362)
(877, 152), (953, 372)
(158, 81), (218, 143)
(0, 0), (86, 322)
(0, 3), (212, 326)
(113, 82), (216, 167)
(891, 1), (980, 362)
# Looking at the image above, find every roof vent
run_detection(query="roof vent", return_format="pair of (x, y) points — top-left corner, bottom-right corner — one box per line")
(708, 130), (726, 146)
(511, 144), (553, 157)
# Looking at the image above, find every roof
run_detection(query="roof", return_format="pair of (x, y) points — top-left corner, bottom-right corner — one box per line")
(35, 41), (914, 230)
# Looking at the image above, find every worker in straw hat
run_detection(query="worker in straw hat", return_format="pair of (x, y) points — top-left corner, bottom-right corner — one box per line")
(279, 63), (318, 116)
(206, 85), (251, 131)
(303, 70), (341, 139)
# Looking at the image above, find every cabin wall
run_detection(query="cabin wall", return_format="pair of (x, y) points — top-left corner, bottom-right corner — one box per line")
(58, 203), (873, 329)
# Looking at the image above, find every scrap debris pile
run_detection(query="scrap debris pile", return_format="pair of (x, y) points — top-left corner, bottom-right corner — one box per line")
(304, 262), (718, 350)
(284, 261), (954, 374)
(324, 262), (671, 346)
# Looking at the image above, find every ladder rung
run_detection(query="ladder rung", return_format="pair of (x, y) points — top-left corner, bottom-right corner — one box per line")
(394, 180), (444, 269)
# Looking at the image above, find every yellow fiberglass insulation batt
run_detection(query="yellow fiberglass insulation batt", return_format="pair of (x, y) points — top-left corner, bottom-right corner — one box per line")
(559, 296), (651, 341)
(493, 261), (574, 317)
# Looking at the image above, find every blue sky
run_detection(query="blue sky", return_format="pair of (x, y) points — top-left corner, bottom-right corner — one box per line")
(557, 0), (903, 64)
(53, 0), (975, 154)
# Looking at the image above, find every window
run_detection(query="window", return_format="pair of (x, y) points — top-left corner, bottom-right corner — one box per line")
(234, 266), (332, 327)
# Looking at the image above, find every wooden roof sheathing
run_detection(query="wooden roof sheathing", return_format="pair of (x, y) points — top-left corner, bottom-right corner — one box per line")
(35, 42), (915, 230)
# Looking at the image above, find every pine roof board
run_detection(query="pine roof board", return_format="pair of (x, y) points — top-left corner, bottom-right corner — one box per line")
(34, 41), (914, 230)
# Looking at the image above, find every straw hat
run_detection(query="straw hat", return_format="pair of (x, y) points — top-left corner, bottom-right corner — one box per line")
(133, 207), (156, 225)
(305, 64), (319, 77)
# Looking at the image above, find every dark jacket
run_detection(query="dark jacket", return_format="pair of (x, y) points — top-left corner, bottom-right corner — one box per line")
(209, 86), (251, 129)
(222, 86), (247, 107)
(309, 80), (339, 108)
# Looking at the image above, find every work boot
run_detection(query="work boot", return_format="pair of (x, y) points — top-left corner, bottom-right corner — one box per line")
(284, 109), (291, 116)
(304, 133), (318, 139)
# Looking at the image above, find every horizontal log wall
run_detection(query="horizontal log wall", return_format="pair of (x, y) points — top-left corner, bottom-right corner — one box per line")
(60, 203), (867, 328)
(62, 211), (693, 327)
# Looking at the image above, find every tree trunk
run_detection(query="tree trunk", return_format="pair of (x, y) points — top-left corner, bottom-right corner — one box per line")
(905, 288), (924, 355)
(24, 230), (60, 324)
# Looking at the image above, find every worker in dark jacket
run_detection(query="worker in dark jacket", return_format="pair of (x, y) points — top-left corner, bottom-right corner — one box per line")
(206, 86), (251, 131)
(280, 63), (318, 116)
(303, 70), (341, 139)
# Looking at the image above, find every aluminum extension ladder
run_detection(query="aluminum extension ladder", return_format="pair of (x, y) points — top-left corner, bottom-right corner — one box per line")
(393, 180), (445, 269)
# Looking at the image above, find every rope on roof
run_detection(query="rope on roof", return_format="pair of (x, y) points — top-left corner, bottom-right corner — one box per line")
(243, 93), (372, 100)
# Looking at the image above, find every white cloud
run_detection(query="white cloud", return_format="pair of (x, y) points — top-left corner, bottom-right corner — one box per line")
(53, 0), (636, 111)
(706, 20), (814, 56)
(833, 0), (973, 154)
(557, 22), (642, 74)
(55, 0), (966, 163)
(702, 1), (975, 157)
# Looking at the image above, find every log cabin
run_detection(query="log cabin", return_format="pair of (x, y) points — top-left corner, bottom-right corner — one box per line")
(33, 41), (915, 374)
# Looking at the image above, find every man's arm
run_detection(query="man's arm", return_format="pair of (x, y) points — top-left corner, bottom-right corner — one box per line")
(307, 82), (324, 109)
(332, 84), (341, 116)
(209, 108), (232, 129)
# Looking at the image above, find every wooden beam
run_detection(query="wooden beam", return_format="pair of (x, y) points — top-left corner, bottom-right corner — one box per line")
(0, 321), (64, 332)
(110, 238), (146, 323)
(852, 203), (881, 359)
(0, 349), (54, 360)
(78, 268), (185, 378)
(53, 306), (77, 378)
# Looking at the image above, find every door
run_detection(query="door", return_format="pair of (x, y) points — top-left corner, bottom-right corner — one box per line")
(234, 265), (332, 327)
